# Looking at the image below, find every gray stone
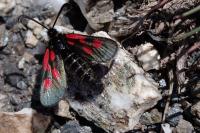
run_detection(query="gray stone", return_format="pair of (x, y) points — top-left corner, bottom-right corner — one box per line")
(174, 119), (194, 133)
(166, 104), (183, 127)
(74, 0), (114, 30)
(61, 120), (92, 133)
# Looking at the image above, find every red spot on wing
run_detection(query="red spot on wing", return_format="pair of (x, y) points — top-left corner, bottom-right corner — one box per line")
(50, 50), (55, 61)
(83, 47), (93, 55)
(67, 41), (75, 46)
(79, 39), (86, 44)
(93, 39), (102, 48)
(43, 78), (52, 90)
(43, 49), (50, 71)
(66, 34), (85, 40)
(52, 68), (61, 80)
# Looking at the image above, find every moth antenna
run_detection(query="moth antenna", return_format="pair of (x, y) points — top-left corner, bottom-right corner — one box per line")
(18, 15), (49, 30)
(52, 3), (72, 28)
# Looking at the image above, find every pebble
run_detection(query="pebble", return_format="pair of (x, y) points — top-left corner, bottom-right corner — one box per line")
(18, 57), (25, 69)
(17, 80), (28, 90)
(56, 100), (73, 119)
(174, 119), (194, 133)
(0, 24), (9, 48)
(10, 95), (22, 105)
(0, 0), (16, 15)
(191, 101), (200, 118)
(25, 30), (38, 48)
(136, 42), (160, 71)
(61, 121), (92, 133)
(166, 104), (183, 126)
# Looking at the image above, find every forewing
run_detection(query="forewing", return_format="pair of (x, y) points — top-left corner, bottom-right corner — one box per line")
(40, 48), (67, 107)
(65, 34), (118, 62)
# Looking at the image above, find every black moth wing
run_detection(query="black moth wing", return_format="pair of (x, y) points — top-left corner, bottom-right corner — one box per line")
(65, 33), (118, 63)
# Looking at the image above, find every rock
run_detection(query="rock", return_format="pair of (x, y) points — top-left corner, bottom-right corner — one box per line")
(174, 119), (194, 133)
(108, 1), (149, 37)
(190, 80), (200, 98)
(5, 73), (27, 89)
(55, 100), (73, 119)
(191, 101), (200, 117)
(0, 0), (16, 15)
(0, 24), (9, 48)
(136, 43), (160, 71)
(139, 109), (162, 125)
(61, 120), (92, 133)
(166, 104), (183, 127)
(161, 123), (172, 133)
(54, 29), (161, 132)
(17, 80), (28, 90)
(27, 18), (40, 30)
(25, 30), (39, 48)
(18, 57), (25, 69)
(191, 101), (200, 124)
(74, 0), (114, 30)
(10, 95), (22, 105)
(44, 18), (52, 26)
(33, 27), (43, 39)
(0, 108), (51, 133)
(0, 93), (8, 110)
(23, 52), (34, 62)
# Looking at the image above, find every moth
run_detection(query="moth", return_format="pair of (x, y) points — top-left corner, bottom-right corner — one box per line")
(19, 3), (118, 107)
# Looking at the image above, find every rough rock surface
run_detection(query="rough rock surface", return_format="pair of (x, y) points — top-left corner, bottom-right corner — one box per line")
(174, 119), (194, 133)
(74, 0), (114, 30)
(0, 108), (51, 133)
(136, 42), (160, 71)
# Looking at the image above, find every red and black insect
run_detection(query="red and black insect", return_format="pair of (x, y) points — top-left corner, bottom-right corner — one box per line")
(18, 3), (118, 107)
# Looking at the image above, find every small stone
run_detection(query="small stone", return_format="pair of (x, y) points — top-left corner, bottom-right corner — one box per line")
(25, 30), (38, 48)
(0, 24), (9, 48)
(10, 95), (22, 105)
(33, 27), (43, 39)
(191, 101), (200, 118)
(27, 18), (40, 29)
(161, 123), (172, 133)
(136, 43), (160, 71)
(0, 0), (16, 15)
(18, 57), (25, 69)
(166, 104), (183, 126)
(74, 0), (114, 30)
(140, 109), (162, 125)
(5, 72), (26, 89)
(17, 81), (28, 90)
(56, 100), (73, 119)
(61, 121), (92, 133)
(44, 18), (52, 26)
(174, 119), (194, 133)
(0, 108), (51, 133)
(23, 52), (34, 62)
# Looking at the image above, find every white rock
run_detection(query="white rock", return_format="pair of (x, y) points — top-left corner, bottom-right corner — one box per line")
(44, 18), (52, 26)
(25, 30), (38, 48)
(161, 123), (172, 133)
(27, 18), (40, 30)
(0, 0), (16, 15)
(18, 57), (25, 69)
(191, 101), (200, 118)
(56, 100), (73, 119)
(0, 108), (51, 133)
(57, 30), (162, 132)
(136, 42), (160, 71)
